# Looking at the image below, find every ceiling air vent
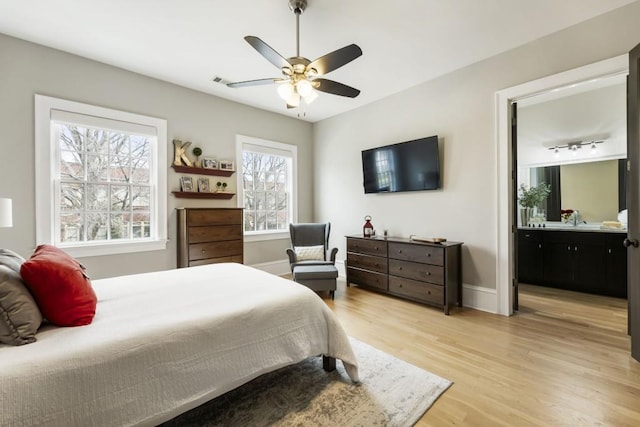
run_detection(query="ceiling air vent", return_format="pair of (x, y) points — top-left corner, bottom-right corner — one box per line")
(211, 76), (232, 85)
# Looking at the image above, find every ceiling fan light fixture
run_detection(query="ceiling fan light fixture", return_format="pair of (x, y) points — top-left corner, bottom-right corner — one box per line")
(277, 82), (295, 100)
(286, 91), (301, 107)
(296, 79), (313, 97)
(304, 89), (318, 104)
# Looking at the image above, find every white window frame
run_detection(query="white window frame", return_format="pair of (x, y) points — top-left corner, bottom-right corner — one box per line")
(236, 135), (298, 242)
(35, 94), (168, 257)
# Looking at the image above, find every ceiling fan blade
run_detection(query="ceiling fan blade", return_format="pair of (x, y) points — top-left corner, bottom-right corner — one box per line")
(308, 44), (362, 76)
(314, 78), (360, 98)
(227, 78), (283, 88)
(244, 36), (291, 70)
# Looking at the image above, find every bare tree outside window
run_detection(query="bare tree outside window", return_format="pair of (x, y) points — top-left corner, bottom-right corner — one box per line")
(57, 123), (152, 243)
(242, 150), (290, 232)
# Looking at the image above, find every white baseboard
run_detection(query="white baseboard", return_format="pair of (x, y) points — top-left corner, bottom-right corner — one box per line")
(249, 259), (291, 276)
(462, 284), (497, 313)
(335, 260), (346, 278)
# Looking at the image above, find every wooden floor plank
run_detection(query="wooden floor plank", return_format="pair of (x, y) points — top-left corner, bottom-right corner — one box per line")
(319, 281), (640, 426)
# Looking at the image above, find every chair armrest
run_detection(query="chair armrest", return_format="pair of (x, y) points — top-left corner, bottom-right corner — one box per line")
(329, 247), (338, 263)
(286, 248), (297, 267)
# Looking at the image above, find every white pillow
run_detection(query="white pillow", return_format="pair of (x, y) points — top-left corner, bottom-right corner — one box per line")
(294, 245), (325, 261)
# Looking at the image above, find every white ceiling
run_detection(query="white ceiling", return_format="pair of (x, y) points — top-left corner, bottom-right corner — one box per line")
(0, 0), (635, 122)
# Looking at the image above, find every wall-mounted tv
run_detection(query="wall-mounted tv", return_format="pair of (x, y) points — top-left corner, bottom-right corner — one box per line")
(361, 135), (441, 194)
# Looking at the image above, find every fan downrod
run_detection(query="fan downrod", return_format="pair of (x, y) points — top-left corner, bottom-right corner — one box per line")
(289, 0), (307, 15)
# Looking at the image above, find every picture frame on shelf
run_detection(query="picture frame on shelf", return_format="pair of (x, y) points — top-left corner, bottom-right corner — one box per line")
(219, 160), (234, 171)
(201, 157), (217, 169)
(180, 176), (194, 192)
(197, 177), (210, 193)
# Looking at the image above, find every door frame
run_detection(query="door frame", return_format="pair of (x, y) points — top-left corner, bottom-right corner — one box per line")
(495, 54), (628, 316)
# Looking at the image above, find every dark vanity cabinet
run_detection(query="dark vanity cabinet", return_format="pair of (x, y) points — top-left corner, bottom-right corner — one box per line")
(517, 229), (627, 298)
(542, 232), (606, 294)
(517, 230), (544, 284)
(605, 233), (628, 298)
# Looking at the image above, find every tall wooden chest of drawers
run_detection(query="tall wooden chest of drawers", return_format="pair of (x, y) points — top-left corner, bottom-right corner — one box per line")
(346, 236), (463, 315)
(177, 208), (243, 268)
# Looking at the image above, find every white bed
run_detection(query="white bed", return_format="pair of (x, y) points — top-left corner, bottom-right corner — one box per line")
(0, 263), (359, 426)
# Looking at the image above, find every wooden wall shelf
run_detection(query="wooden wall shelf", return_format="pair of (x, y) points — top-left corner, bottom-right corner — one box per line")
(171, 191), (235, 200)
(171, 164), (234, 177)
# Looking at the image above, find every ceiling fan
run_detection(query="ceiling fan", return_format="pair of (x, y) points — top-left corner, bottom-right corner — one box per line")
(227, 0), (362, 111)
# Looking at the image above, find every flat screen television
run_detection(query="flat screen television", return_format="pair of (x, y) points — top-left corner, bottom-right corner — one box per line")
(361, 135), (441, 194)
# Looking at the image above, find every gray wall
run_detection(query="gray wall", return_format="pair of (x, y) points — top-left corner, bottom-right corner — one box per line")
(0, 33), (313, 279)
(312, 2), (640, 291)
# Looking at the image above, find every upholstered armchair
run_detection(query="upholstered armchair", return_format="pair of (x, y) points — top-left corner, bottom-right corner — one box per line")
(286, 222), (338, 273)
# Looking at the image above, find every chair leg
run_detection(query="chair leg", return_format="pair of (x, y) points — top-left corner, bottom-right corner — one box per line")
(330, 290), (335, 300)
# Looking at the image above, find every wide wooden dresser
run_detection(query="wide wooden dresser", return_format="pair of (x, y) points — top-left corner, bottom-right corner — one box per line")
(346, 235), (463, 315)
(177, 208), (243, 268)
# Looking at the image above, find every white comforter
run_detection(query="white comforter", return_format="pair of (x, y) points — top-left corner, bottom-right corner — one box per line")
(0, 263), (358, 426)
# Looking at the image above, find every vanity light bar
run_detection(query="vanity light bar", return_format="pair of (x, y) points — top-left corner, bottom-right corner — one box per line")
(548, 140), (604, 153)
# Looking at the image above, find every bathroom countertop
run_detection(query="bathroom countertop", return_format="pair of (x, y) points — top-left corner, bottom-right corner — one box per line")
(519, 222), (626, 233)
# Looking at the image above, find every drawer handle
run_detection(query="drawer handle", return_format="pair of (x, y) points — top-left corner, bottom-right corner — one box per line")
(426, 253), (431, 257)
(427, 290), (431, 295)
(425, 272), (431, 276)
(201, 250), (206, 254)
(398, 267), (403, 271)
(374, 247), (378, 250)
(399, 284), (403, 288)
(398, 250), (403, 253)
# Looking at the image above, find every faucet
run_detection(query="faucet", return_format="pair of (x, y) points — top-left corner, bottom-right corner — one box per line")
(572, 210), (583, 226)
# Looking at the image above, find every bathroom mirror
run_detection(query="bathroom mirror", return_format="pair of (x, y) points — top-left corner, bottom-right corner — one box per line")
(529, 159), (626, 223)
(517, 76), (627, 223)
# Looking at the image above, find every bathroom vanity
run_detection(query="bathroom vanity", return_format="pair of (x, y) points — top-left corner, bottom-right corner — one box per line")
(518, 224), (627, 298)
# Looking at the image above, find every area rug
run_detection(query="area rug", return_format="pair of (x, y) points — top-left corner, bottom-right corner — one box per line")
(161, 337), (452, 427)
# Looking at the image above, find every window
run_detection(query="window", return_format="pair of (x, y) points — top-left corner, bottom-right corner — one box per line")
(35, 95), (167, 257)
(236, 135), (297, 241)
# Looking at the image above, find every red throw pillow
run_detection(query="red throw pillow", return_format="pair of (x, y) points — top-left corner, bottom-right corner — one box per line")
(20, 245), (96, 326)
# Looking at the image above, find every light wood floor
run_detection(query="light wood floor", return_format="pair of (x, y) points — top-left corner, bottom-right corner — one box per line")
(320, 280), (640, 426)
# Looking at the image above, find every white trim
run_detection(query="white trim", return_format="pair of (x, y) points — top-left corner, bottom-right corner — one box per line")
(335, 259), (346, 278)
(35, 94), (167, 258)
(243, 230), (290, 243)
(248, 258), (291, 276)
(462, 284), (497, 314)
(235, 135), (298, 242)
(495, 55), (628, 316)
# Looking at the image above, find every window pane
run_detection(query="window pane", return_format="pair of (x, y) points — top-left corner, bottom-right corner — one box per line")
(244, 211), (256, 232)
(132, 186), (150, 211)
(131, 160), (150, 184)
(86, 184), (109, 211)
(266, 211), (277, 230)
(60, 212), (83, 242)
(86, 213), (108, 241)
(60, 183), (84, 211)
(132, 212), (151, 238)
(110, 156), (131, 182)
(255, 211), (266, 231)
(60, 150), (84, 180)
(266, 192), (276, 210)
(85, 128), (109, 154)
(86, 154), (109, 182)
(110, 213), (131, 240)
(111, 185), (130, 211)
(244, 191), (255, 210)
(109, 133), (130, 157)
(277, 209), (288, 229)
(255, 191), (266, 210)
